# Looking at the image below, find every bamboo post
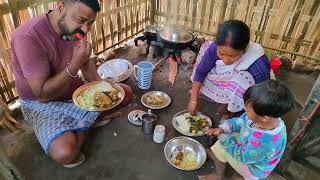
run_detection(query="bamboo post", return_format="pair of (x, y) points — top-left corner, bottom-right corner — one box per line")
(202, 0), (211, 32)
(150, 0), (156, 25)
(7, 0), (20, 28)
(116, 0), (122, 42)
(184, 0), (191, 27)
(206, 0), (215, 33)
(166, 0), (171, 24)
(171, 0), (178, 25)
(124, 0), (129, 37)
(144, 0), (148, 26)
(130, 0), (134, 36)
(191, 0), (198, 29)
(197, 0), (206, 30)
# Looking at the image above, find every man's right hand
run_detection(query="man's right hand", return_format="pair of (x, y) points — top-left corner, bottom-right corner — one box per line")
(69, 39), (92, 72)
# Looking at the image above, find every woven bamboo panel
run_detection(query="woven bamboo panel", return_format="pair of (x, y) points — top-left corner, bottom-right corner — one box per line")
(0, 0), (149, 103)
(154, 0), (320, 65)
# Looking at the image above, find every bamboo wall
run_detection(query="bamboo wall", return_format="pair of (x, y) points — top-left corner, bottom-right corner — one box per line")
(0, 0), (149, 103)
(153, 0), (320, 65)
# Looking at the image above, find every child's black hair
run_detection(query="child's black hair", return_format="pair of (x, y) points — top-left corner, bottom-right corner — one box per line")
(243, 80), (294, 118)
(216, 20), (250, 50)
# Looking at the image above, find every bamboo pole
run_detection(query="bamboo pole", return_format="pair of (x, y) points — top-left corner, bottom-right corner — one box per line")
(130, 0), (134, 37)
(144, 0), (148, 26)
(171, 0), (178, 24)
(116, 0), (122, 42)
(149, 0), (156, 25)
(124, 0), (129, 37)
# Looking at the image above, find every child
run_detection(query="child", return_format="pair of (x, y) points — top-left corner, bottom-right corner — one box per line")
(198, 80), (294, 180)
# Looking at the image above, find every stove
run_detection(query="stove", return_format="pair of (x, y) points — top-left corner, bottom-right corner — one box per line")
(134, 25), (205, 84)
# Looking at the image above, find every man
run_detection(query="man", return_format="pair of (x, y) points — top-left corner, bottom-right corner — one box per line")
(11, 0), (132, 167)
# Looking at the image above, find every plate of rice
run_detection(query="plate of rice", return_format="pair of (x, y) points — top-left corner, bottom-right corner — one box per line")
(72, 81), (125, 111)
(172, 110), (212, 136)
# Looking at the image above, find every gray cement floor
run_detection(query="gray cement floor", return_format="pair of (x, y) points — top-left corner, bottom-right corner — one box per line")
(1, 46), (318, 180)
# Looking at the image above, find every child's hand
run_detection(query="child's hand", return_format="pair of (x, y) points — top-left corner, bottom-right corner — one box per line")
(206, 128), (224, 136)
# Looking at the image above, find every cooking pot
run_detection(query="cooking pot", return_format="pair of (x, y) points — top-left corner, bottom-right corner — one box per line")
(158, 25), (197, 50)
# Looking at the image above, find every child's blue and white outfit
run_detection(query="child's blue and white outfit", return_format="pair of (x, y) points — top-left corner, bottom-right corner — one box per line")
(211, 113), (287, 179)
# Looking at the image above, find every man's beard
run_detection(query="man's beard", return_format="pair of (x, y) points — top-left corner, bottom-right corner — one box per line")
(57, 14), (77, 36)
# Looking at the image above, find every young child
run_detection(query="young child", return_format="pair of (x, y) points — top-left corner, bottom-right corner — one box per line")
(198, 80), (294, 180)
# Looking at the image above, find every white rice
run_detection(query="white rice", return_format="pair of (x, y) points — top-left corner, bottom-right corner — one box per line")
(176, 114), (190, 132)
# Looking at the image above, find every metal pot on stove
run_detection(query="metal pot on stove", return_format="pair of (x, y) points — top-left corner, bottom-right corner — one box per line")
(158, 25), (197, 50)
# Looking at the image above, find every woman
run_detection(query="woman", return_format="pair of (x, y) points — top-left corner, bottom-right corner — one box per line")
(189, 20), (271, 120)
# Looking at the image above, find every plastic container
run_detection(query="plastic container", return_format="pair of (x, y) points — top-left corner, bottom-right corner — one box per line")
(153, 125), (165, 143)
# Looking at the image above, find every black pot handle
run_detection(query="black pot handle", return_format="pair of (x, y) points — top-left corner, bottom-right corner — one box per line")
(134, 36), (147, 46)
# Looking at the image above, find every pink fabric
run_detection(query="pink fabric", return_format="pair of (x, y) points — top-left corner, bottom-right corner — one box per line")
(269, 158), (280, 166)
(251, 140), (261, 147)
(263, 170), (272, 176)
(276, 150), (282, 156)
(253, 131), (262, 138)
(206, 79), (247, 97)
(11, 13), (83, 100)
(272, 133), (280, 142)
(241, 165), (259, 180)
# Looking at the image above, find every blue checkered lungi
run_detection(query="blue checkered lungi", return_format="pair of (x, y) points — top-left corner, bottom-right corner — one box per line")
(21, 100), (100, 154)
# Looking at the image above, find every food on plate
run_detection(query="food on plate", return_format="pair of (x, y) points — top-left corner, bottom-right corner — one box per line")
(94, 92), (112, 108)
(173, 150), (197, 169)
(76, 82), (121, 110)
(146, 94), (164, 105)
(175, 113), (209, 135)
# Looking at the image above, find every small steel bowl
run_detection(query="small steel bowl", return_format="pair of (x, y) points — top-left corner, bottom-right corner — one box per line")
(164, 136), (207, 171)
(141, 91), (171, 109)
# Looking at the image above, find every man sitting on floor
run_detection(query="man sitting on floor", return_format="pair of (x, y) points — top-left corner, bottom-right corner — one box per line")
(11, 0), (132, 167)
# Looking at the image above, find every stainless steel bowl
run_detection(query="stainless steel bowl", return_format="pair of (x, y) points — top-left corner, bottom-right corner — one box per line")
(172, 110), (212, 137)
(159, 25), (194, 43)
(164, 136), (207, 171)
(141, 91), (171, 109)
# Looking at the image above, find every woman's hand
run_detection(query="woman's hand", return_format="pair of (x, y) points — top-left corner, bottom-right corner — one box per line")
(189, 81), (202, 116)
(206, 128), (224, 136)
(188, 100), (198, 116)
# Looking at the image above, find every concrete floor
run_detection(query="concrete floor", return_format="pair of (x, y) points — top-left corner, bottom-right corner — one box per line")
(1, 45), (318, 180)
